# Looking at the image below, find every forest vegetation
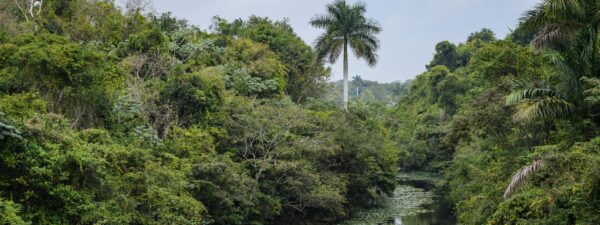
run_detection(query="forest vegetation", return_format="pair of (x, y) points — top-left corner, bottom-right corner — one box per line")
(1, 0), (600, 225)
(325, 77), (410, 106)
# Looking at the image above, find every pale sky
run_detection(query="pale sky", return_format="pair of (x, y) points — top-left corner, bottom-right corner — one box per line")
(151, 0), (541, 83)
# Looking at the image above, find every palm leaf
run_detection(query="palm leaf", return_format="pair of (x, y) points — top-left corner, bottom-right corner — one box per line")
(531, 23), (577, 49)
(520, 0), (588, 49)
(503, 159), (545, 199)
(580, 26), (596, 61)
(547, 0), (586, 19)
(314, 31), (344, 64)
(520, 2), (547, 32)
(349, 36), (377, 66)
(543, 51), (582, 97)
(506, 88), (575, 123)
(354, 18), (381, 34)
(309, 15), (335, 28)
(506, 88), (561, 105)
(513, 98), (574, 122)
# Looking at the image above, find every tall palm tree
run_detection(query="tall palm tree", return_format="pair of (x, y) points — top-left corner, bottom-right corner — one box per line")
(310, 0), (381, 110)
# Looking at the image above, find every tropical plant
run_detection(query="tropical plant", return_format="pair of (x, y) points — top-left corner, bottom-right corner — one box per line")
(506, 0), (600, 124)
(521, 0), (591, 48)
(520, 0), (599, 73)
(503, 159), (545, 199)
(506, 51), (579, 123)
(503, 1), (600, 209)
(506, 88), (575, 123)
(310, 0), (381, 110)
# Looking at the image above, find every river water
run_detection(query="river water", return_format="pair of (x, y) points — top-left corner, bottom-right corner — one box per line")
(339, 174), (456, 225)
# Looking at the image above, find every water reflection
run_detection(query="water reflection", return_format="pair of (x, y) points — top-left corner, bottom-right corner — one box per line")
(397, 195), (456, 225)
(339, 183), (456, 225)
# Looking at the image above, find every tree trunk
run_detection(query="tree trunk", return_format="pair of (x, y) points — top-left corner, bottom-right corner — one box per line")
(343, 42), (349, 110)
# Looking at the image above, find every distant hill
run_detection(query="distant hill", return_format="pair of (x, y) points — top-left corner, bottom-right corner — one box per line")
(324, 76), (411, 105)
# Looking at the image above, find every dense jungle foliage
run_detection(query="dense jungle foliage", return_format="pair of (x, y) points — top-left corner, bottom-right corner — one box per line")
(0, 1), (396, 224)
(390, 11), (600, 225)
(1, 0), (600, 225)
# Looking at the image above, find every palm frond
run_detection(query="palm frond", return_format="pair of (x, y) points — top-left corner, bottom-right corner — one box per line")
(506, 88), (562, 105)
(353, 18), (382, 34)
(349, 35), (378, 66)
(512, 98), (574, 122)
(507, 88), (575, 123)
(531, 23), (576, 49)
(314, 31), (344, 64)
(511, 78), (534, 90)
(547, 0), (586, 19)
(309, 15), (335, 29)
(349, 32), (379, 49)
(503, 159), (545, 199)
(580, 26), (596, 61)
(521, 0), (588, 49)
(327, 0), (345, 20)
(543, 51), (582, 94)
(519, 2), (548, 32)
(351, 1), (367, 14)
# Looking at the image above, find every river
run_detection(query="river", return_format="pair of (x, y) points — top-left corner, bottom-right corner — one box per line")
(339, 173), (456, 225)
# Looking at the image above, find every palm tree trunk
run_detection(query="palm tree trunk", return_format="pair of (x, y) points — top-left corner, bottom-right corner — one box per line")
(343, 42), (349, 110)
